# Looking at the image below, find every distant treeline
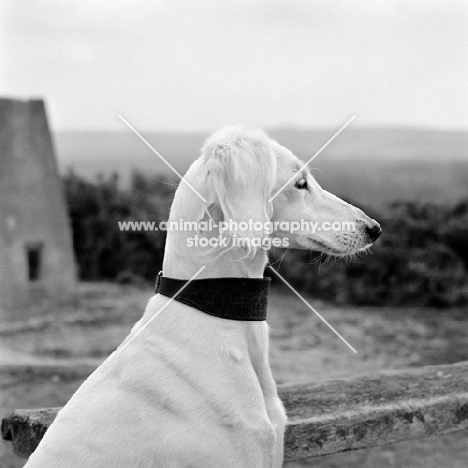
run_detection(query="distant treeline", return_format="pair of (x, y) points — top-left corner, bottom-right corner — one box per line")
(64, 172), (468, 307)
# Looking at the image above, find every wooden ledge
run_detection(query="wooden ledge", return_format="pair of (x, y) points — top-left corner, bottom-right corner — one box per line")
(2, 362), (468, 461)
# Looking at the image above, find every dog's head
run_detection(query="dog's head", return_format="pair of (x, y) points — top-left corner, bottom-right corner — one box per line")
(198, 126), (381, 258)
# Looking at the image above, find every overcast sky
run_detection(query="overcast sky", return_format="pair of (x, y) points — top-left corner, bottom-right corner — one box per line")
(1, 0), (467, 131)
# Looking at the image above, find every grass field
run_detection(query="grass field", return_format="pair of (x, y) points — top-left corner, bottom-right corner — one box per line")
(1, 282), (468, 467)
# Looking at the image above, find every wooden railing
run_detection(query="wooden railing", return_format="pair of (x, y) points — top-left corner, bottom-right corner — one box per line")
(2, 361), (468, 462)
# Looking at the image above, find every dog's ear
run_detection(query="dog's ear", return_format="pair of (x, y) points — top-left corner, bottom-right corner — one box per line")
(200, 128), (276, 254)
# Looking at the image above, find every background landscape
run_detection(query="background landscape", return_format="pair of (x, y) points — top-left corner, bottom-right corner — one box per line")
(56, 127), (468, 207)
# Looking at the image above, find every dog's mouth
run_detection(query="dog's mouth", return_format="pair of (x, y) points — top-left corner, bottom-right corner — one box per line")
(311, 239), (334, 251)
(309, 238), (373, 258)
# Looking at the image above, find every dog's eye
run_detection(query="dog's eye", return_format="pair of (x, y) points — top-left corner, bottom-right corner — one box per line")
(295, 178), (308, 190)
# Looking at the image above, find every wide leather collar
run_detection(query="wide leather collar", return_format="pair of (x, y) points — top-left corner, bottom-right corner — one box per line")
(155, 272), (270, 321)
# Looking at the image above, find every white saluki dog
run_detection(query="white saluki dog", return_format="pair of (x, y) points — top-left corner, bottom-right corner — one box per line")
(25, 126), (381, 468)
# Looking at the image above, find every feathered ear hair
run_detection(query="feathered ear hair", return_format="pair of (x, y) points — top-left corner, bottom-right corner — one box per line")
(200, 126), (277, 257)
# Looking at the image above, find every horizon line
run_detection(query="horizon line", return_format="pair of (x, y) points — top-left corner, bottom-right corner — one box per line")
(53, 124), (468, 134)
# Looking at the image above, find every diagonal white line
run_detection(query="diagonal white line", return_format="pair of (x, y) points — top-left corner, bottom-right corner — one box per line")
(269, 115), (356, 202)
(268, 265), (357, 354)
(118, 114), (207, 203)
(117, 266), (206, 353)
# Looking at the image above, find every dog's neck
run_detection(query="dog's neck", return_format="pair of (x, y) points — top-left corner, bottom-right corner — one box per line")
(162, 181), (268, 280)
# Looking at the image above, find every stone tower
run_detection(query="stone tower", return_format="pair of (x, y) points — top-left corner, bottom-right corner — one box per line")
(0, 98), (76, 312)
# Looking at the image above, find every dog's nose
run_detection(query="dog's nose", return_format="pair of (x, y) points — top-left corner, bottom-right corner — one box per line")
(365, 223), (382, 242)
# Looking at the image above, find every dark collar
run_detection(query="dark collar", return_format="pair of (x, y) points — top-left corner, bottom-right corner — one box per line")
(155, 272), (270, 321)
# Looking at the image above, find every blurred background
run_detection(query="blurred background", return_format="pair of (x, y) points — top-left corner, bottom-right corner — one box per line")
(1, 1), (468, 467)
